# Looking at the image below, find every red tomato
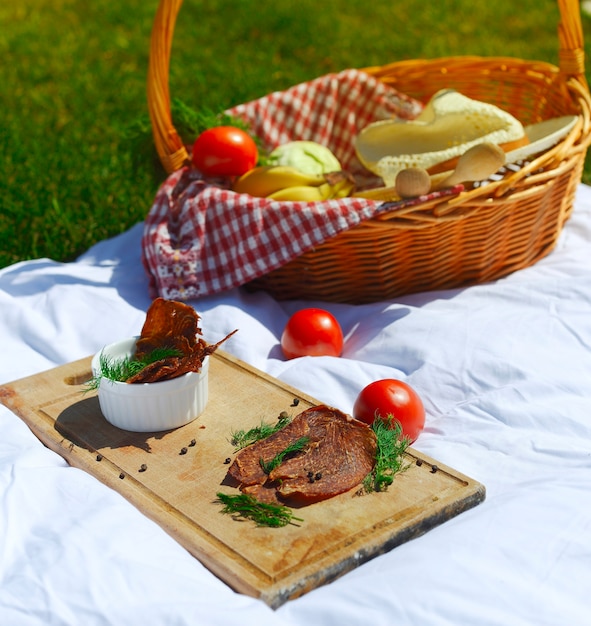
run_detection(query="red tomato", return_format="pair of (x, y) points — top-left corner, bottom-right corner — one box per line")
(353, 379), (425, 442)
(281, 308), (344, 359)
(191, 126), (258, 177)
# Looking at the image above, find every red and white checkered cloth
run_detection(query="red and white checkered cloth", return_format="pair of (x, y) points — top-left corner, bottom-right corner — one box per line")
(142, 69), (423, 300)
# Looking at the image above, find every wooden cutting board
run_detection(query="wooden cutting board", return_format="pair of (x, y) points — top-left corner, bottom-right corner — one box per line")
(0, 351), (485, 608)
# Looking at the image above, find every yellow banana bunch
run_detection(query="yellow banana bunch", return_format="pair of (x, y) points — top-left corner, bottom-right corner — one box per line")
(233, 166), (325, 197)
(267, 177), (355, 201)
(233, 165), (355, 201)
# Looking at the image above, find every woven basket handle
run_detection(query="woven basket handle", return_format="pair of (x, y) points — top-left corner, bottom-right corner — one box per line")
(557, 0), (588, 88)
(148, 0), (188, 174)
(147, 0), (588, 175)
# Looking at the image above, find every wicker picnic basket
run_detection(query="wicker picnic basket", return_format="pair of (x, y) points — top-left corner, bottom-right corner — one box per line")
(147, 0), (591, 304)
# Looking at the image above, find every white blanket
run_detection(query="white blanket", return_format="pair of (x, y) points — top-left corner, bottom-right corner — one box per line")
(1, 185), (591, 626)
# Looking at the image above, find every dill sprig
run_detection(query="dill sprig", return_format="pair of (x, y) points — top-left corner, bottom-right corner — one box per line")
(363, 417), (411, 494)
(216, 492), (303, 527)
(230, 413), (292, 450)
(85, 346), (183, 391)
(259, 436), (309, 474)
(124, 99), (258, 183)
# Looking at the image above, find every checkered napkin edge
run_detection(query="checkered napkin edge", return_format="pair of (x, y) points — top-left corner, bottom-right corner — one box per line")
(141, 69), (423, 300)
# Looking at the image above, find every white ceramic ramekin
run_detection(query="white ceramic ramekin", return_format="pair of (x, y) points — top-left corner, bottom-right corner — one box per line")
(91, 337), (209, 432)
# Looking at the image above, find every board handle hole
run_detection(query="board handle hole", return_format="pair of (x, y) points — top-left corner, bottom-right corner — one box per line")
(63, 371), (93, 386)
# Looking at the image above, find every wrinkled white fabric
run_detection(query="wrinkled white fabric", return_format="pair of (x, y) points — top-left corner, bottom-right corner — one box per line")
(1, 185), (590, 626)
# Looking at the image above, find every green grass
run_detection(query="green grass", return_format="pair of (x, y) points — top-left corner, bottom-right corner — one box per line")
(2, 0), (591, 268)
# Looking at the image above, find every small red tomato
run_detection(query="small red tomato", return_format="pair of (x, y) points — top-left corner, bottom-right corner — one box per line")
(191, 126), (258, 177)
(281, 308), (344, 359)
(353, 379), (425, 442)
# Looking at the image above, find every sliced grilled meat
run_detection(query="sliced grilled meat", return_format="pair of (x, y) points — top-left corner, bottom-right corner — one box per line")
(227, 405), (377, 506)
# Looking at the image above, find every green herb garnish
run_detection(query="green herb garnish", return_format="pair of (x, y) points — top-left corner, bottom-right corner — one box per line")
(85, 346), (183, 391)
(259, 436), (310, 475)
(362, 417), (411, 493)
(216, 492), (303, 527)
(230, 413), (292, 450)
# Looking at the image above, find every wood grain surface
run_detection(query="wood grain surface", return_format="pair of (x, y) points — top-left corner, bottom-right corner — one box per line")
(0, 351), (485, 608)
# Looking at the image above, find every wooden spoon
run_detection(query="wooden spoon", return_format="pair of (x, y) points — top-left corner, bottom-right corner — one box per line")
(430, 142), (506, 190)
(394, 167), (432, 198)
(354, 142), (507, 201)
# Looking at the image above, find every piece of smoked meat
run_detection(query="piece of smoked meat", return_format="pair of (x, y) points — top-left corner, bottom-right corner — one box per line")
(128, 297), (237, 383)
(227, 405), (377, 506)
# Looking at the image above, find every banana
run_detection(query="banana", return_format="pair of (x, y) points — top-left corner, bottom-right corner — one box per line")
(233, 164), (356, 202)
(267, 178), (355, 202)
(232, 165), (326, 198)
(328, 176), (355, 199)
(267, 185), (328, 202)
